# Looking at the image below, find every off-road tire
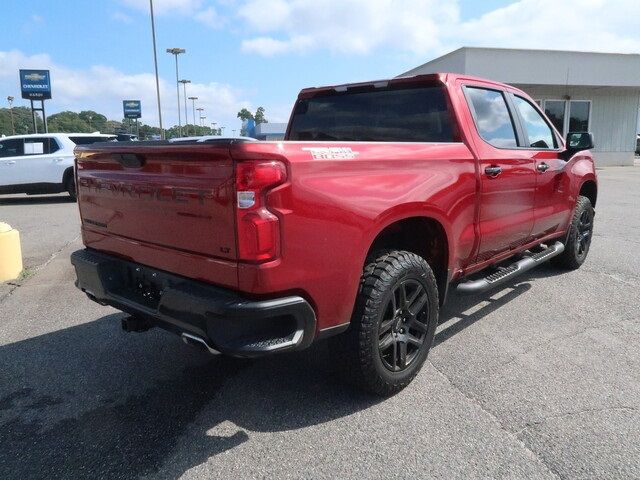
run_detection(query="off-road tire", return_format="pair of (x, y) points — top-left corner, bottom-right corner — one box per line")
(66, 176), (77, 201)
(332, 250), (439, 396)
(552, 195), (594, 270)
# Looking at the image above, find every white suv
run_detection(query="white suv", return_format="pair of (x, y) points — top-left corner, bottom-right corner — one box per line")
(0, 133), (115, 200)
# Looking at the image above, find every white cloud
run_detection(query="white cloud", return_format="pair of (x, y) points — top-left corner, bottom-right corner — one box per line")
(119, 0), (204, 15)
(111, 11), (134, 24)
(0, 50), (251, 131)
(194, 6), (224, 28)
(451, 0), (640, 53)
(238, 0), (458, 56)
(236, 0), (640, 57)
(120, 0), (226, 31)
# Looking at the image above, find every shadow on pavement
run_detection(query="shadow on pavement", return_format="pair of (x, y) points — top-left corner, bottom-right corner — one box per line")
(0, 263), (567, 479)
(0, 314), (378, 479)
(435, 263), (564, 346)
(0, 195), (74, 205)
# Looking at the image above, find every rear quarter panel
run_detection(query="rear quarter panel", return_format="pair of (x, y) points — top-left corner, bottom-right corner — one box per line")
(232, 141), (476, 331)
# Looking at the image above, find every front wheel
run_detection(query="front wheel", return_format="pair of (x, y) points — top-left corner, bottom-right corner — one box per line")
(552, 195), (594, 270)
(332, 250), (439, 396)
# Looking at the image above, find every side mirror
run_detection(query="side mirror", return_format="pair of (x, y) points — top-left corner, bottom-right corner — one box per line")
(561, 132), (594, 160)
(566, 131), (594, 151)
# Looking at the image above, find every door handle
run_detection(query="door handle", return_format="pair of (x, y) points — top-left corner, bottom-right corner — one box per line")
(484, 165), (502, 177)
(537, 162), (549, 173)
(4, 160), (16, 165)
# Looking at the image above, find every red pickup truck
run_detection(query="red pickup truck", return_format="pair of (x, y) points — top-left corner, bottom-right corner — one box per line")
(71, 73), (597, 395)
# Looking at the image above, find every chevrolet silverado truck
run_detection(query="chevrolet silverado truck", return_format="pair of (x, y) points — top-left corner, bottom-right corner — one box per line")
(71, 73), (597, 395)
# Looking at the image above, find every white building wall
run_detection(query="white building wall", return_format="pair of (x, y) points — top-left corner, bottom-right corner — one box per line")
(516, 85), (640, 166)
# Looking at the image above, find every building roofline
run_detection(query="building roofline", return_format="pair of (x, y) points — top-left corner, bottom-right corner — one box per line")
(457, 46), (640, 58)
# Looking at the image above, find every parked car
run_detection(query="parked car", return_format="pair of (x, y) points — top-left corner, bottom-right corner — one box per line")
(71, 73), (597, 395)
(115, 133), (139, 142)
(0, 133), (115, 200)
(168, 135), (257, 143)
(636, 134), (640, 155)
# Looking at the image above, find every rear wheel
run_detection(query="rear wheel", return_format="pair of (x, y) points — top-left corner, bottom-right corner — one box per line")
(65, 175), (77, 201)
(553, 195), (594, 269)
(333, 250), (439, 396)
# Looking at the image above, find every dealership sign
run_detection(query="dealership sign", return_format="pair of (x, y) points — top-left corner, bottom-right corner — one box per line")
(123, 100), (142, 119)
(19, 69), (52, 100)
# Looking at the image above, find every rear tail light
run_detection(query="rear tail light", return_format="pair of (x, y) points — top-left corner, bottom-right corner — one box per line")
(235, 160), (287, 262)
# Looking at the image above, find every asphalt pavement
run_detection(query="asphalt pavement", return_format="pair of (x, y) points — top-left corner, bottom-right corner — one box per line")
(0, 167), (638, 479)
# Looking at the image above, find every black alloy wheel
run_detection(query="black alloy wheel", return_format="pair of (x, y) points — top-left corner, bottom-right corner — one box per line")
(575, 207), (593, 260)
(378, 279), (430, 372)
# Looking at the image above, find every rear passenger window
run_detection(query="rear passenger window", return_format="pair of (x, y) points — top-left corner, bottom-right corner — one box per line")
(513, 96), (556, 149)
(24, 137), (61, 155)
(0, 139), (24, 157)
(466, 87), (517, 148)
(69, 136), (115, 145)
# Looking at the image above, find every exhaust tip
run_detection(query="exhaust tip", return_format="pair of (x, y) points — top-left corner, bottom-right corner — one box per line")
(181, 333), (220, 355)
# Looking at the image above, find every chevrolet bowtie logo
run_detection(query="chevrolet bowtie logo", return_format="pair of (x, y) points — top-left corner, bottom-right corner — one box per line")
(24, 73), (46, 81)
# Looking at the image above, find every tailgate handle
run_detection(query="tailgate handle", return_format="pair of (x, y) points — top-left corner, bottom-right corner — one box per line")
(112, 153), (145, 168)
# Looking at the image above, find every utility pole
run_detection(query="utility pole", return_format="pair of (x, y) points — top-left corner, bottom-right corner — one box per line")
(188, 96), (198, 135)
(166, 47), (185, 136)
(149, 0), (164, 139)
(7, 96), (15, 135)
(196, 107), (204, 132)
(88, 115), (93, 131)
(178, 79), (190, 136)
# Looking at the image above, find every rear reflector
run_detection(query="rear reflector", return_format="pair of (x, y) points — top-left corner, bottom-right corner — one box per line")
(235, 160), (287, 262)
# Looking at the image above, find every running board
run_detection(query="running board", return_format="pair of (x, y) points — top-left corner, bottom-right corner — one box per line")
(455, 241), (565, 295)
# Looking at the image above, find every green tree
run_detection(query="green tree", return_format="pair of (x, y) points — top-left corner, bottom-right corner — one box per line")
(254, 106), (268, 125)
(47, 111), (90, 133)
(237, 108), (254, 122)
(103, 120), (123, 134)
(79, 110), (107, 132)
(0, 106), (44, 135)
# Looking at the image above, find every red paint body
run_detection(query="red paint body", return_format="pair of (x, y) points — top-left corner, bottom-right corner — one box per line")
(75, 73), (597, 335)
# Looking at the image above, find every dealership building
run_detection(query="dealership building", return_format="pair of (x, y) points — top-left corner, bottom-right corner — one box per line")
(400, 47), (640, 166)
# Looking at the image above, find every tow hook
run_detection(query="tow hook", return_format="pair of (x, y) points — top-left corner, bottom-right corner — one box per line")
(121, 315), (154, 333)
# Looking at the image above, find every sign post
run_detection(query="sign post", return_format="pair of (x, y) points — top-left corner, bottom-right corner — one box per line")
(19, 69), (51, 134)
(123, 100), (142, 137)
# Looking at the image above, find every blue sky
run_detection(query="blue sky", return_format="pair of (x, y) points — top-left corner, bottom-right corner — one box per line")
(0, 0), (637, 132)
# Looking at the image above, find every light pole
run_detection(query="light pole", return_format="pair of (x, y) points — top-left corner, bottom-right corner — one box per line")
(166, 47), (185, 136)
(178, 79), (190, 136)
(200, 116), (206, 128)
(221, 126), (225, 136)
(88, 115), (93, 131)
(188, 96), (198, 135)
(149, 0), (164, 139)
(211, 122), (217, 135)
(232, 129), (236, 137)
(196, 107), (204, 132)
(7, 96), (15, 135)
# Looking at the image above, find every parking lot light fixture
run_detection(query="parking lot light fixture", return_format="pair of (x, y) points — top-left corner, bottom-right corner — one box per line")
(7, 96), (15, 135)
(166, 47), (186, 136)
(178, 79), (191, 136)
(196, 107), (204, 130)
(149, 0), (164, 138)
(188, 96), (198, 133)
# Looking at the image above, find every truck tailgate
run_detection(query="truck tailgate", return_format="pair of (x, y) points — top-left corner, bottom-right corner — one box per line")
(75, 143), (237, 261)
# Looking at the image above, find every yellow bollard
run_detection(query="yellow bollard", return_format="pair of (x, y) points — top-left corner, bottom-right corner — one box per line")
(0, 222), (23, 282)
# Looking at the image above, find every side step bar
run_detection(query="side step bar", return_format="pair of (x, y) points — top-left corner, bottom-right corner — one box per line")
(455, 241), (564, 295)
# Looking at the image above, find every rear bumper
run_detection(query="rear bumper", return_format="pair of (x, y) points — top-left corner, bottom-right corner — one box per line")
(70, 248), (316, 357)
